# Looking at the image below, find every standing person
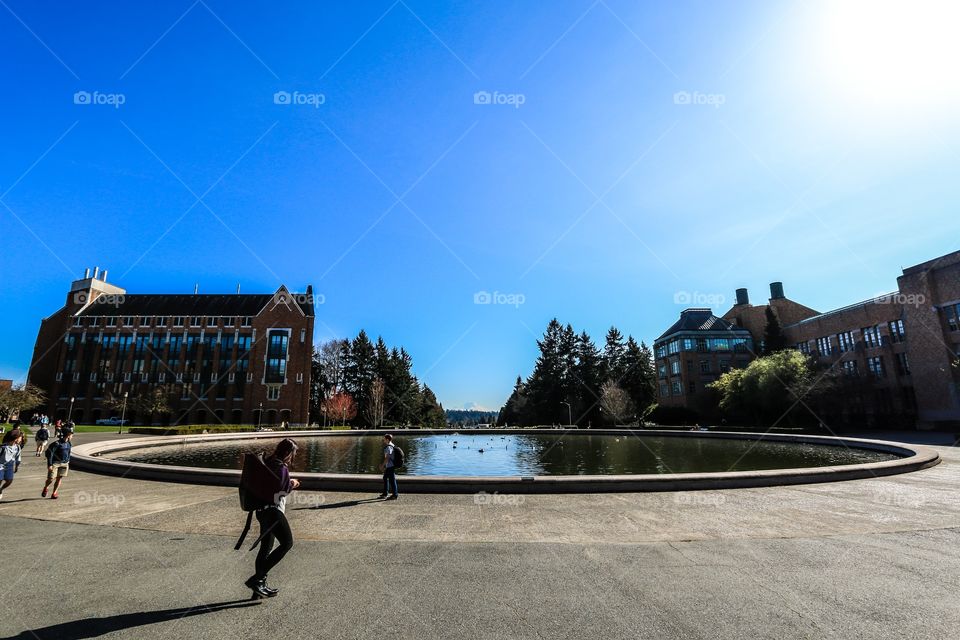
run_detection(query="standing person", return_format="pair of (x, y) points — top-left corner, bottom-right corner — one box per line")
(0, 428), (24, 502)
(378, 434), (399, 500)
(42, 431), (72, 499)
(34, 423), (50, 457)
(245, 438), (300, 599)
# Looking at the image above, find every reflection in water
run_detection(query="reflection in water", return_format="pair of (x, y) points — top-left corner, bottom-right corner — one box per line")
(111, 433), (899, 477)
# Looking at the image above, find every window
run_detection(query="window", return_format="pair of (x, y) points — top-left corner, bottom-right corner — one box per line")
(655, 344), (667, 358)
(796, 341), (810, 354)
(699, 360), (711, 374)
(837, 331), (855, 353)
(686, 359), (694, 373)
(123, 316), (134, 326)
(242, 316), (252, 327)
(862, 326), (881, 349)
(90, 317), (99, 327)
(206, 316), (216, 326)
(944, 304), (960, 332)
(224, 316), (235, 327)
(237, 335), (252, 353)
(816, 336), (832, 355)
(682, 338), (695, 351)
(896, 352), (910, 376)
(106, 317), (117, 327)
(139, 316), (150, 326)
(687, 381), (696, 394)
(660, 383), (670, 398)
(841, 360), (859, 376)
(73, 316), (82, 327)
(867, 356), (885, 378)
(156, 316), (167, 327)
(711, 338), (730, 352)
(267, 385), (280, 401)
(732, 338), (748, 353)
(658, 364), (667, 379)
(696, 338), (707, 352)
(117, 335), (132, 357)
(888, 320), (905, 343)
(719, 360), (730, 374)
(671, 381), (682, 395)
(667, 340), (680, 355)
(191, 316), (201, 327)
(265, 330), (289, 383)
(173, 316), (184, 327)
(300, 328), (306, 343)
(670, 360), (681, 375)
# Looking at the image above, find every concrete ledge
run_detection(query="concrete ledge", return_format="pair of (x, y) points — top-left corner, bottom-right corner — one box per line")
(70, 429), (941, 493)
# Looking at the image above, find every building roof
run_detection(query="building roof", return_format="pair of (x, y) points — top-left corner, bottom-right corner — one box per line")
(75, 292), (314, 317)
(656, 308), (748, 341)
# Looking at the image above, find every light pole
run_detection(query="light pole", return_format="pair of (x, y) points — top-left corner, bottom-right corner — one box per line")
(67, 397), (75, 421)
(561, 401), (572, 427)
(119, 391), (128, 434)
(257, 402), (263, 430)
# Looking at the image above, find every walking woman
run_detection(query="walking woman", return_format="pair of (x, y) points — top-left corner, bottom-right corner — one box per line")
(245, 438), (300, 599)
(0, 428), (24, 501)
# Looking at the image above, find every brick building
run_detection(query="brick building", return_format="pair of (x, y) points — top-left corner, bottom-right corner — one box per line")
(28, 268), (315, 426)
(655, 250), (960, 429)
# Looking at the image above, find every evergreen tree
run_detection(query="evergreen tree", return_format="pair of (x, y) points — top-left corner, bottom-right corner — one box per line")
(621, 337), (657, 421)
(763, 307), (788, 354)
(573, 331), (603, 426)
(344, 330), (376, 425)
(419, 384), (446, 428)
(525, 319), (566, 424)
(498, 376), (528, 426)
(602, 326), (627, 382)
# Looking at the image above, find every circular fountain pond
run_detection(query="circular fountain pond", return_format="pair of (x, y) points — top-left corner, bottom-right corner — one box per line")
(72, 429), (939, 493)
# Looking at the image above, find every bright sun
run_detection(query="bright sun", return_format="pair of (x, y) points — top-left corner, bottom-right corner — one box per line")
(822, 0), (960, 108)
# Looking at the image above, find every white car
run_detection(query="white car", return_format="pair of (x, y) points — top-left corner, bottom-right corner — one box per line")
(95, 417), (129, 426)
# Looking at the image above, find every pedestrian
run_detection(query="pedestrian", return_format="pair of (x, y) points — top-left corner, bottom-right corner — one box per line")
(35, 423), (50, 457)
(378, 433), (399, 500)
(0, 428), (24, 501)
(244, 438), (300, 599)
(42, 431), (73, 499)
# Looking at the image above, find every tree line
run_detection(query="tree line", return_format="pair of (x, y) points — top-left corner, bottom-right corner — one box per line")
(497, 319), (657, 427)
(310, 330), (445, 428)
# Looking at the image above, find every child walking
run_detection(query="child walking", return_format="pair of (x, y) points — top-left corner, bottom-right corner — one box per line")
(43, 431), (73, 499)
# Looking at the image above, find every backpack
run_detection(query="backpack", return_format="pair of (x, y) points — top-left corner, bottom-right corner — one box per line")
(392, 446), (405, 468)
(234, 453), (284, 550)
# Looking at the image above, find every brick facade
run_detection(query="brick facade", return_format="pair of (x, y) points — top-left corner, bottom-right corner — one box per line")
(27, 269), (315, 426)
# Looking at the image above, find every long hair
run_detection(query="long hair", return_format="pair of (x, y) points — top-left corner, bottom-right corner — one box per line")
(272, 438), (298, 464)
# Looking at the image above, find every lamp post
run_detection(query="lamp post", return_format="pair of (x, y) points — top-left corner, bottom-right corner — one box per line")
(561, 401), (572, 427)
(67, 397), (75, 421)
(119, 391), (128, 434)
(257, 402), (263, 430)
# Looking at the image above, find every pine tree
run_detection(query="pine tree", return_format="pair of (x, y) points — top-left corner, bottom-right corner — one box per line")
(419, 384), (446, 428)
(602, 326), (627, 382)
(526, 319), (566, 424)
(763, 307), (788, 354)
(573, 331), (603, 426)
(621, 337), (657, 421)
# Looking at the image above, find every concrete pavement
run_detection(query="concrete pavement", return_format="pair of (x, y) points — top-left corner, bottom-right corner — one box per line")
(1, 431), (959, 638)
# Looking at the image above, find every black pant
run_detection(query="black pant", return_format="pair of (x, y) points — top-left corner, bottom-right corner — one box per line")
(383, 467), (398, 496)
(255, 508), (293, 579)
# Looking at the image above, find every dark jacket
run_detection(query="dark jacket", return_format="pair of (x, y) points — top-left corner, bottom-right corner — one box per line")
(46, 441), (72, 465)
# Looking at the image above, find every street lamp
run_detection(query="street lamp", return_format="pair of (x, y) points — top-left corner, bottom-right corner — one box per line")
(561, 401), (572, 427)
(67, 397), (75, 421)
(118, 391), (128, 434)
(257, 402), (263, 430)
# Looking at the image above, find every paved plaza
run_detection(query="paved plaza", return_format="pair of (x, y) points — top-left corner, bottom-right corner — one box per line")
(1, 432), (959, 639)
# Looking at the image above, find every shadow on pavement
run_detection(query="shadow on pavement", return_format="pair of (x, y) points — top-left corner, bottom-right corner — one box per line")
(296, 497), (384, 510)
(10, 599), (261, 639)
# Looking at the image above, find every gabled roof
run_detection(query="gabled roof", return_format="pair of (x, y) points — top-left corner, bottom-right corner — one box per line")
(656, 308), (749, 341)
(75, 292), (314, 317)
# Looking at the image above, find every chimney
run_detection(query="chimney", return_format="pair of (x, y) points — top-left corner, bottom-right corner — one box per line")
(735, 288), (749, 306)
(770, 282), (784, 299)
(93, 266), (100, 279)
(84, 267), (90, 278)
(101, 269), (108, 282)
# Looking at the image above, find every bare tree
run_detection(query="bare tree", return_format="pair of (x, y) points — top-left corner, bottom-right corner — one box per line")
(600, 380), (634, 426)
(0, 383), (47, 423)
(365, 378), (386, 427)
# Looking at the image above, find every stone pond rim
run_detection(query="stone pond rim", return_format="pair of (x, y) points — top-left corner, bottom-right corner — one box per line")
(69, 429), (941, 494)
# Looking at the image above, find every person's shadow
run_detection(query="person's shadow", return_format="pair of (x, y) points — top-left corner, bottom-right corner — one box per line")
(9, 599), (261, 639)
(295, 497), (383, 510)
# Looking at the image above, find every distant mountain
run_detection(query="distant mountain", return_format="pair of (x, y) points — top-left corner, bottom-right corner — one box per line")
(445, 409), (498, 426)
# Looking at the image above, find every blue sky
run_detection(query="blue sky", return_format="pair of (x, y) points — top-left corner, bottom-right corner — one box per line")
(2, 0), (958, 410)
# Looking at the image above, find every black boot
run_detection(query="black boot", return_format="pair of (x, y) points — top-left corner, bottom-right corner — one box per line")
(262, 579), (279, 597)
(245, 575), (271, 599)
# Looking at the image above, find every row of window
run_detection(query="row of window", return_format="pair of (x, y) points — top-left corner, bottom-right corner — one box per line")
(658, 357), (748, 378)
(812, 320), (907, 355)
(945, 304), (960, 332)
(655, 336), (750, 358)
(839, 354), (910, 378)
(56, 381), (289, 402)
(74, 315), (255, 329)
